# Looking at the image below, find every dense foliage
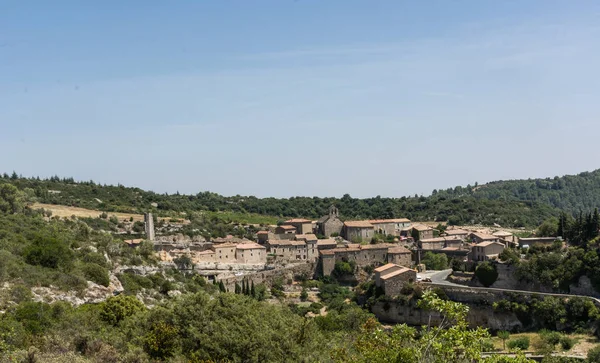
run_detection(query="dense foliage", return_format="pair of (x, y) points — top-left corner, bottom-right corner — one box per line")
(0, 173), (566, 227)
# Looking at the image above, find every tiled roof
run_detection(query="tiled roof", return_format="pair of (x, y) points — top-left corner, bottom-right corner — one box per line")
(256, 231), (269, 235)
(236, 243), (266, 250)
(470, 232), (498, 241)
(368, 218), (411, 224)
(285, 218), (312, 223)
(317, 239), (337, 246)
(344, 221), (374, 228)
(388, 246), (411, 254)
(374, 263), (397, 273)
(445, 229), (469, 235)
(380, 267), (412, 280)
(412, 224), (432, 231)
(278, 225), (297, 230)
(296, 234), (318, 241)
(492, 231), (513, 237)
(476, 241), (503, 247)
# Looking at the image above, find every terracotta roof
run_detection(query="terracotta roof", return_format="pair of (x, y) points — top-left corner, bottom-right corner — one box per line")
(380, 267), (412, 280)
(213, 243), (237, 249)
(236, 243), (266, 250)
(374, 263), (398, 273)
(388, 246), (411, 254)
(475, 241), (503, 247)
(256, 231), (269, 235)
(470, 232), (498, 241)
(412, 224), (432, 231)
(278, 225), (297, 230)
(197, 250), (215, 255)
(368, 218), (411, 224)
(296, 234), (318, 241)
(285, 218), (312, 223)
(361, 244), (394, 250)
(492, 231), (513, 237)
(317, 239), (337, 246)
(124, 239), (143, 245)
(445, 229), (469, 235)
(320, 250), (336, 256)
(344, 221), (374, 228)
(278, 240), (307, 246)
(421, 237), (462, 243)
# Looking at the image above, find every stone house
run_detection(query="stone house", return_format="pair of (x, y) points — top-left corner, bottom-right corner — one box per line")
(368, 218), (412, 236)
(296, 234), (319, 261)
(320, 244), (402, 276)
(275, 225), (297, 235)
(411, 224), (435, 240)
(387, 246), (413, 267)
(469, 232), (500, 244)
(343, 221), (374, 242)
(470, 241), (505, 262)
(444, 228), (469, 240)
(213, 243), (237, 263)
(284, 218), (313, 235)
(374, 264), (417, 297)
(419, 236), (463, 251)
(316, 238), (338, 250)
(235, 243), (266, 264)
(256, 230), (270, 244)
(269, 240), (309, 262)
(317, 205), (344, 237)
(493, 230), (514, 244)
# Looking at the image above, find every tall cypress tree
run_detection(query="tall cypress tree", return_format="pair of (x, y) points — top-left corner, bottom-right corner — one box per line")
(235, 283), (241, 294)
(219, 281), (226, 293)
(250, 281), (255, 298)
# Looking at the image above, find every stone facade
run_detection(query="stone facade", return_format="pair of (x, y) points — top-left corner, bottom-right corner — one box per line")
(368, 218), (411, 236)
(343, 221), (375, 242)
(471, 241), (505, 261)
(387, 246), (412, 267)
(376, 265), (417, 297)
(317, 205), (344, 237)
(235, 243), (266, 264)
(284, 219), (313, 235)
(320, 244), (410, 276)
(275, 225), (297, 234)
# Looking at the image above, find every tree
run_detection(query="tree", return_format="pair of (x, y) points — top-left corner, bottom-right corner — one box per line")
(218, 281), (226, 293)
(300, 288), (308, 302)
(100, 295), (146, 326)
(537, 218), (558, 237)
(81, 262), (110, 287)
(235, 283), (241, 294)
(173, 255), (193, 270)
(497, 330), (510, 351)
(0, 184), (25, 214)
(588, 345), (600, 362)
(250, 281), (255, 297)
(23, 234), (74, 271)
(475, 262), (498, 287)
(421, 252), (448, 270)
(411, 228), (421, 242)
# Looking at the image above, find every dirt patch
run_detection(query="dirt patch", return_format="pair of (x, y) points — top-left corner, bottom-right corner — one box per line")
(32, 203), (145, 222)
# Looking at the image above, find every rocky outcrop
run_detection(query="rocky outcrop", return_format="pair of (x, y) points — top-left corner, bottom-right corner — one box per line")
(31, 274), (124, 306)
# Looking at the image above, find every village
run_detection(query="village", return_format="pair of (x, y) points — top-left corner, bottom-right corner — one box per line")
(144, 205), (561, 297)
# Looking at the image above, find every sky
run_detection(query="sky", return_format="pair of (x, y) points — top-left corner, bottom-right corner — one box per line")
(1, 1), (599, 198)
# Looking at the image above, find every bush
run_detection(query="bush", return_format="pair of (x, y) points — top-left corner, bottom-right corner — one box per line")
(82, 263), (110, 287)
(99, 295), (146, 326)
(507, 336), (530, 350)
(559, 336), (575, 350)
(475, 261), (498, 287)
(300, 288), (308, 302)
(421, 252), (448, 270)
(23, 234), (73, 271)
(539, 329), (562, 346)
(588, 345), (600, 362)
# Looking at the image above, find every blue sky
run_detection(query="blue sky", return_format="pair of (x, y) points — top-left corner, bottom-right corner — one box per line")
(1, 1), (599, 198)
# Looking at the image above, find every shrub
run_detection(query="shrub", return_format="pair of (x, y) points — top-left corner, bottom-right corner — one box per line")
(507, 336), (530, 350)
(559, 336), (575, 350)
(588, 345), (600, 362)
(475, 261), (498, 287)
(82, 263), (110, 287)
(300, 288), (308, 302)
(99, 295), (146, 326)
(23, 234), (73, 271)
(539, 329), (562, 346)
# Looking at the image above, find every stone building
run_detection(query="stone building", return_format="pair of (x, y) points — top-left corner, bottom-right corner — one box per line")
(410, 224), (435, 240)
(275, 225), (297, 235)
(256, 230), (270, 244)
(317, 205), (344, 237)
(296, 234), (319, 261)
(470, 241), (505, 262)
(419, 236), (463, 251)
(368, 218), (412, 236)
(343, 221), (375, 242)
(284, 218), (313, 235)
(387, 246), (413, 267)
(469, 232), (500, 244)
(374, 264), (417, 297)
(213, 243), (237, 263)
(517, 237), (558, 248)
(319, 243), (410, 276)
(444, 228), (469, 240)
(235, 243), (266, 264)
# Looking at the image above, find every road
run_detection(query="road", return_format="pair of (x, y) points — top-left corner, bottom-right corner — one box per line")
(417, 269), (600, 305)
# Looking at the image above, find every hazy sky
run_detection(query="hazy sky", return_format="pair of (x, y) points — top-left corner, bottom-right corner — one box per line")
(1, 1), (599, 198)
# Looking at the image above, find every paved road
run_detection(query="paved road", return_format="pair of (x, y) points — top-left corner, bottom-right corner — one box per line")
(417, 269), (600, 305)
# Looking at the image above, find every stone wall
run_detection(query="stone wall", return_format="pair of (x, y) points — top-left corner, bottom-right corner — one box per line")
(217, 262), (317, 291)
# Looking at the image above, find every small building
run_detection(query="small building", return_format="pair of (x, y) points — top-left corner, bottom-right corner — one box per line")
(284, 218), (313, 235)
(317, 205), (345, 237)
(411, 224), (435, 240)
(471, 241), (505, 262)
(235, 243), (266, 264)
(316, 238), (338, 250)
(275, 225), (297, 235)
(374, 263), (404, 286)
(387, 246), (413, 267)
(256, 230), (270, 244)
(518, 237), (558, 248)
(213, 243), (237, 263)
(368, 218), (412, 236)
(375, 264), (417, 297)
(444, 228), (469, 240)
(469, 232), (500, 244)
(343, 221), (374, 243)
